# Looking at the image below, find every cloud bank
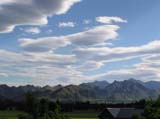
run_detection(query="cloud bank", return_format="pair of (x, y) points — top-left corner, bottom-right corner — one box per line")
(0, 0), (81, 33)
(19, 25), (119, 52)
(0, 0), (159, 85)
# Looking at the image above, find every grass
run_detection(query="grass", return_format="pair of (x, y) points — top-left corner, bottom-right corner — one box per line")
(0, 111), (27, 119)
(0, 110), (99, 119)
(66, 111), (99, 119)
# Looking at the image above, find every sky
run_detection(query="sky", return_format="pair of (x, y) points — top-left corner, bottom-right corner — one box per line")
(0, 0), (160, 86)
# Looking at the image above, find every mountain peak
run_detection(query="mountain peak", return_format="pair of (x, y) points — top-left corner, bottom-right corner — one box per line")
(80, 80), (110, 89)
(0, 79), (159, 102)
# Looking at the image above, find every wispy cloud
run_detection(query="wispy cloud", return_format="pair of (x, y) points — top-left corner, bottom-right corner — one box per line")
(83, 19), (91, 24)
(0, 73), (8, 77)
(1, 39), (160, 85)
(0, 0), (159, 85)
(24, 27), (41, 34)
(58, 22), (76, 28)
(19, 25), (119, 52)
(74, 40), (160, 64)
(96, 16), (127, 24)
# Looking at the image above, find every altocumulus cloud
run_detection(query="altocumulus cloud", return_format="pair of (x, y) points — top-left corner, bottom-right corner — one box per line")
(94, 51), (160, 83)
(1, 37), (160, 85)
(74, 40), (160, 82)
(0, 0), (81, 33)
(0, 49), (76, 66)
(0, 73), (8, 77)
(0, 0), (159, 85)
(74, 40), (160, 63)
(19, 25), (120, 52)
(58, 22), (76, 28)
(0, 49), (89, 85)
(96, 16), (127, 24)
(24, 27), (41, 34)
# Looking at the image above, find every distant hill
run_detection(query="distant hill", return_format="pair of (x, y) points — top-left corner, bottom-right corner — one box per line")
(80, 80), (110, 89)
(143, 81), (160, 90)
(104, 80), (157, 102)
(121, 79), (160, 91)
(0, 79), (159, 103)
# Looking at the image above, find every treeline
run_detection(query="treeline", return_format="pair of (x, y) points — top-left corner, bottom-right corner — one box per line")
(0, 98), (146, 112)
(61, 100), (146, 112)
(0, 93), (146, 112)
(0, 92), (69, 119)
(19, 92), (68, 119)
(132, 96), (160, 119)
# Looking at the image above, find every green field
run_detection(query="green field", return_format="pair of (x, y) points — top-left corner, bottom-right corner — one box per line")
(0, 111), (98, 119)
(66, 111), (98, 119)
(0, 111), (27, 119)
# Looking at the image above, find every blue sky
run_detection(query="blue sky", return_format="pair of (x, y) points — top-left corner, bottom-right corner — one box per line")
(0, 0), (160, 86)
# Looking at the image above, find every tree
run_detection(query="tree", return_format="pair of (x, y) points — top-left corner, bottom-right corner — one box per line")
(39, 98), (49, 119)
(24, 93), (69, 119)
(25, 92), (39, 119)
(132, 115), (139, 119)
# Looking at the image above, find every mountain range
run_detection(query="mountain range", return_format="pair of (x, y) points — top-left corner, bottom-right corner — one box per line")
(0, 79), (160, 103)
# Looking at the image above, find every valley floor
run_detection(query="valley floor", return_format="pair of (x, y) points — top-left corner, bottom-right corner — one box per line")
(0, 111), (27, 119)
(0, 110), (98, 119)
(66, 111), (98, 119)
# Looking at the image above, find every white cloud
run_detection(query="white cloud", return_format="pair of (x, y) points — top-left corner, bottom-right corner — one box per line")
(72, 40), (160, 82)
(78, 61), (104, 71)
(19, 37), (70, 52)
(68, 25), (119, 46)
(0, 73), (8, 77)
(94, 52), (160, 82)
(0, 0), (14, 4)
(0, 48), (90, 86)
(19, 25), (120, 52)
(1, 2), (160, 85)
(74, 40), (160, 63)
(94, 67), (160, 82)
(135, 54), (160, 71)
(96, 16), (127, 24)
(1, 40), (160, 85)
(0, 0), (81, 33)
(23, 52), (76, 65)
(24, 27), (41, 34)
(143, 54), (160, 63)
(0, 49), (76, 66)
(58, 22), (76, 28)
(0, 0), (32, 5)
(0, 48), (81, 85)
(83, 19), (91, 24)
(47, 29), (53, 33)
(0, 49), (23, 63)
